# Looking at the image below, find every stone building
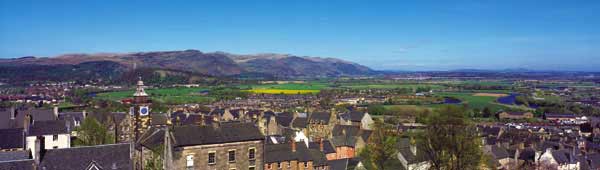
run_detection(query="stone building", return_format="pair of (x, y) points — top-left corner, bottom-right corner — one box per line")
(171, 122), (265, 170)
(264, 141), (329, 170)
(306, 112), (336, 141)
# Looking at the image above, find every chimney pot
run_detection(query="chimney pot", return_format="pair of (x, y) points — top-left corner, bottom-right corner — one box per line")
(319, 138), (324, 152)
(291, 140), (297, 152)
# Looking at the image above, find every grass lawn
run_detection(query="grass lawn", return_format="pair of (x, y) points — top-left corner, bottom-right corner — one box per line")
(96, 87), (214, 104)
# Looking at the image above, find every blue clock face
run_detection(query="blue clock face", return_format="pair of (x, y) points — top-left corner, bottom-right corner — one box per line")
(140, 107), (148, 115)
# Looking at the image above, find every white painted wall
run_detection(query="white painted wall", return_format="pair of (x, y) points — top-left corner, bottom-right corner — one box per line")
(26, 134), (71, 159)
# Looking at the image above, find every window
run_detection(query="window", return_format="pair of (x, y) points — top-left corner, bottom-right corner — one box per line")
(53, 146), (58, 149)
(208, 152), (216, 164)
(287, 161), (291, 168)
(277, 163), (282, 169)
(186, 155), (194, 167)
(248, 148), (256, 160)
(53, 135), (58, 141)
(249, 167), (255, 170)
(304, 162), (308, 168)
(228, 150), (236, 162)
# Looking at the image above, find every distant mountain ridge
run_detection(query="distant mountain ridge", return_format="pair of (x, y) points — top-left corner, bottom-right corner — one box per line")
(0, 49), (375, 83)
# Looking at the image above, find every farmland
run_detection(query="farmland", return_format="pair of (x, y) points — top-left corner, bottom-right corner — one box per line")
(239, 82), (329, 94)
(434, 92), (509, 112)
(96, 87), (214, 104)
(340, 83), (445, 90)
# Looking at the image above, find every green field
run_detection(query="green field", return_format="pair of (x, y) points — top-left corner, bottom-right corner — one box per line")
(340, 83), (445, 90)
(435, 92), (509, 112)
(96, 87), (214, 104)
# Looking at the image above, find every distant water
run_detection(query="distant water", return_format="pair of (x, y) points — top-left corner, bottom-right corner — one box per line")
(444, 97), (462, 104)
(497, 93), (520, 105)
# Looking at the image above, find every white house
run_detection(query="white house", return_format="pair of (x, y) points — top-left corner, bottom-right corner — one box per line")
(26, 120), (71, 159)
(535, 148), (579, 170)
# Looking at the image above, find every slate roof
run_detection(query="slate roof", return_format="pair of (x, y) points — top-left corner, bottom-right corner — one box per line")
(0, 107), (56, 129)
(308, 149), (328, 167)
(172, 122), (263, 147)
(264, 142), (313, 163)
(309, 112), (331, 124)
(275, 112), (294, 127)
(544, 113), (576, 119)
(39, 143), (132, 170)
(58, 112), (84, 128)
(308, 140), (336, 154)
(137, 127), (165, 152)
(332, 125), (361, 137)
(292, 117), (308, 129)
(340, 111), (366, 122)
(0, 159), (35, 170)
(328, 158), (360, 170)
(0, 128), (25, 150)
(0, 151), (29, 162)
(490, 145), (510, 159)
(27, 120), (69, 136)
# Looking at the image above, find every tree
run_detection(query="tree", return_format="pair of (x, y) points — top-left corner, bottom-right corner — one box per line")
(144, 145), (164, 170)
(417, 105), (485, 170)
(74, 117), (114, 146)
(368, 105), (386, 115)
(358, 119), (401, 170)
(482, 107), (492, 118)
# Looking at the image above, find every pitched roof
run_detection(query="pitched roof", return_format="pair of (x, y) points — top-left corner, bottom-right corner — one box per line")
(308, 140), (336, 154)
(341, 111), (366, 122)
(0, 150), (29, 162)
(264, 142), (312, 163)
(332, 125), (361, 137)
(28, 120), (69, 136)
(292, 117), (308, 129)
(0, 128), (25, 150)
(309, 112), (331, 124)
(172, 123), (263, 147)
(276, 112), (294, 127)
(39, 143), (132, 170)
(0, 159), (35, 170)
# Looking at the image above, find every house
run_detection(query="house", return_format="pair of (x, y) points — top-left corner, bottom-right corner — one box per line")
(497, 111), (534, 120)
(535, 148), (580, 170)
(25, 120), (71, 159)
(307, 112), (336, 141)
(331, 125), (372, 154)
(544, 113), (577, 122)
(308, 140), (337, 160)
(264, 141), (329, 170)
(483, 145), (516, 169)
(339, 111), (374, 130)
(327, 158), (362, 170)
(170, 122), (264, 170)
(397, 138), (430, 170)
(39, 143), (132, 170)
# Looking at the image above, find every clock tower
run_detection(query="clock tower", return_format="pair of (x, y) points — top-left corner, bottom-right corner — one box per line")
(131, 77), (151, 141)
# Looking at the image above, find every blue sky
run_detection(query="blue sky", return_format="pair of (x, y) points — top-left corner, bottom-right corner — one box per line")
(1, 0), (599, 71)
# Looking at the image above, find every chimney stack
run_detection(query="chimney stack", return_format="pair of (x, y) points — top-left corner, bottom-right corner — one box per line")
(53, 106), (59, 119)
(10, 106), (16, 120)
(291, 140), (297, 152)
(319, 138), (324, 152)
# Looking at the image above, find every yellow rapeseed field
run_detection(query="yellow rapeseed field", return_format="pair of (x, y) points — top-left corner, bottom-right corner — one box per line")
(245, 89), (319, 94)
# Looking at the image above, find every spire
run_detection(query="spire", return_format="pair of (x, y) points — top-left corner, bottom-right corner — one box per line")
(133, 76), (148, 97)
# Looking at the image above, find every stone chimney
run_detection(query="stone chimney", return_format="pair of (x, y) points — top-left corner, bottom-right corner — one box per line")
(10, 106), (16, 120)
(410, 137), (417, 156)
(291, 140), (297, 152)
(53, 106), (59, 119)
(24, 114), (32, 133)
(34, 136), (45, 163)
